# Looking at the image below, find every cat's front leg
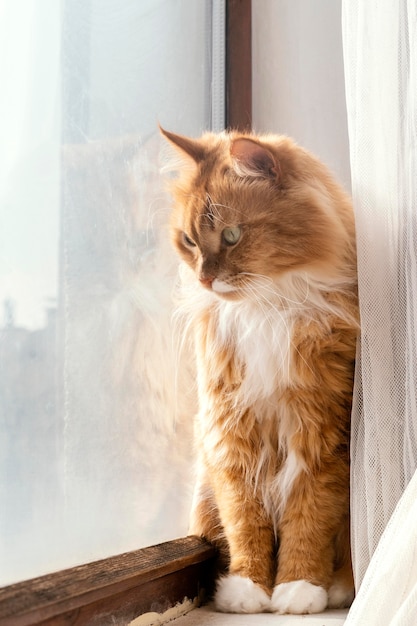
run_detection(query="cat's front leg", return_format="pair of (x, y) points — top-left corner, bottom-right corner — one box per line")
(271, 461), (349, 615)
(211, 477), (274, 613)
(188, 468), (230, 570)
(189, 465), (221, 541)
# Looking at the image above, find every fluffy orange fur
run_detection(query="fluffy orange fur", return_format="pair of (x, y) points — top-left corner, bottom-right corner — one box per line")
(161, 128), (358, 615)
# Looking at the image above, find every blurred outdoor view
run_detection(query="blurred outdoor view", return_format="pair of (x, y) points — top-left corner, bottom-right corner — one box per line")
(0, 0), (224, 585)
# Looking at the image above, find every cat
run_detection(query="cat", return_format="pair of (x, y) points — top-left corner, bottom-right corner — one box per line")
(161, 127), (359, 615)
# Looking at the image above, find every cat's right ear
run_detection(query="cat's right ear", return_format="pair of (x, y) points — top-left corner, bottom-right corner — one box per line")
(159, 126), (206, 164)
(230, 137), (280, 181)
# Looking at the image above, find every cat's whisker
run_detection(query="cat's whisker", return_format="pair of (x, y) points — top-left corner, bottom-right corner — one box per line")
(206, 211), (228, 227)
(242, 279), (296, 313)
(241, 277), (316, 381)
(210, 202), (248, 219)
(246, 284), (295, 376)
(240, 271), (312, 308)
(207, 205), (236, 229)
(261, 284), (317, 374)
(206, 192), (250, 221)
(240, 283), (293, 377)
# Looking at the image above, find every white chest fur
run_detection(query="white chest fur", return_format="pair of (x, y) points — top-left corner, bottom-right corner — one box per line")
(216, 298), (294, 407)
(203, 298), (308, 518)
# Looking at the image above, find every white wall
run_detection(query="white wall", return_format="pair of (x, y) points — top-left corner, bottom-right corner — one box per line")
(252, 0), (351, 189)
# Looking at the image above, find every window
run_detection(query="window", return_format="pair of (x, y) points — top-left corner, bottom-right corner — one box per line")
(0, 0), (226, 587)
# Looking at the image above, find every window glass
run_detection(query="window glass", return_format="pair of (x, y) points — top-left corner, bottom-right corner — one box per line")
(0, 0), (223, 585)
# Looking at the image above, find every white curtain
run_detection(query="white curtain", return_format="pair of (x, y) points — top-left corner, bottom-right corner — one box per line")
(343, 0), (417, 623)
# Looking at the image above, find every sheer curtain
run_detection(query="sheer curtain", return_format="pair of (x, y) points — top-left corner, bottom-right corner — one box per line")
(343, 0), (417, 623)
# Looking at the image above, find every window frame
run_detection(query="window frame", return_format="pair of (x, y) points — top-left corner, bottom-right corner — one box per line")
(226, 0), (252, 130)
(0, 537), (216, 626)
(0, 1), (251, 623)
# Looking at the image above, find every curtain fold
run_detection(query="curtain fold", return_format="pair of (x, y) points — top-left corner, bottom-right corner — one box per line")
(343, 0), (417, 621)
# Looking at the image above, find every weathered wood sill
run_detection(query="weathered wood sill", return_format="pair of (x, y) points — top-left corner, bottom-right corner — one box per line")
(0, 537), (216, 626)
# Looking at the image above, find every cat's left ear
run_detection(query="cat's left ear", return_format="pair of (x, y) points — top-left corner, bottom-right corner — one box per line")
(160, 126), (206, 164)
(230, 137), (280, 180)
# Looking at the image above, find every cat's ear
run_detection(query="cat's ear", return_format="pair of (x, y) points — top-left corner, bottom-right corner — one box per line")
(160, 126), (206, 164)
(230, 137), (279, 180)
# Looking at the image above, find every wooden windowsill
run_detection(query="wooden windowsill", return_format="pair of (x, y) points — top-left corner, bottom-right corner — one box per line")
(0, 537), (216, 626)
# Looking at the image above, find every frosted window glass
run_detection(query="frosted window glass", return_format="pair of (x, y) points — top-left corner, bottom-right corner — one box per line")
(0, 0), (220, 585)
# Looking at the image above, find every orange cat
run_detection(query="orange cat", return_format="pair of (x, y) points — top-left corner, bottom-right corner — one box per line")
(161, 127), (358, 614)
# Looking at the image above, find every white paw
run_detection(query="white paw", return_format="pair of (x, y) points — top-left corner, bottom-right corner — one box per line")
(214, 575), (271, 613)
(327, 582), (354, 608)
(271, 580), (328, 614)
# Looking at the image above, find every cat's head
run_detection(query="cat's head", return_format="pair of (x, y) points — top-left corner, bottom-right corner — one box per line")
(161, 128), (355, 302)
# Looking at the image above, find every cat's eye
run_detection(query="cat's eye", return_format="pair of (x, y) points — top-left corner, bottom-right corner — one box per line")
(182, 232), (196, 247)
(222, 225), (241, 246)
